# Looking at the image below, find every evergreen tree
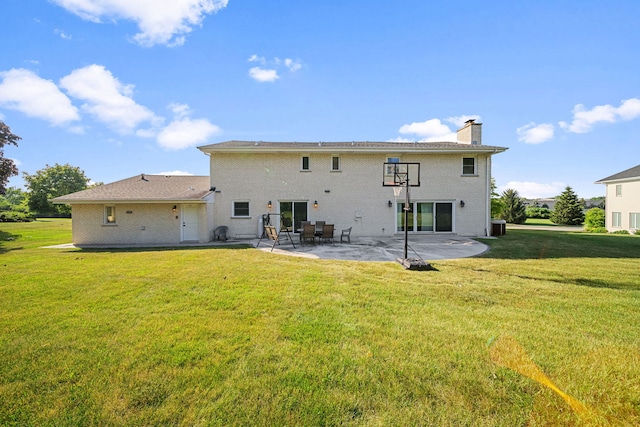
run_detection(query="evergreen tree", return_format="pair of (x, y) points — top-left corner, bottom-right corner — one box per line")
(550, 186), (585, 225)
(499, 188), (527, 224)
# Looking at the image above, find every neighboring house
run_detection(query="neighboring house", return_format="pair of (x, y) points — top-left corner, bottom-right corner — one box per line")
(53, 120), (507, 246)
(523, 198), (557, 210)
(198, 120), (507, 239)
(52, 175), (214, 246)
(595, 164), (640, 233)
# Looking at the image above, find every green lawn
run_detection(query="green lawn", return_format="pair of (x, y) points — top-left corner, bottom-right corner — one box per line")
(1, 219), (639, 426)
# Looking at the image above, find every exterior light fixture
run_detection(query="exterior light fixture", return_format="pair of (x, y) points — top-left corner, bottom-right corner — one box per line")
(388, 200), (393, 207)
(314, 200), (318, 208)
(172, 205), (177, 212)
(268, 200), (272, 209)
(460, 200), (465, 208)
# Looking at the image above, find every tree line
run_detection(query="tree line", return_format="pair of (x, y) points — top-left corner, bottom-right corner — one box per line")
(492, 180), (605, 229)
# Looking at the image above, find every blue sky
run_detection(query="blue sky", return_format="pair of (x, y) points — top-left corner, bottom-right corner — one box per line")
(2, 0), (640, 198)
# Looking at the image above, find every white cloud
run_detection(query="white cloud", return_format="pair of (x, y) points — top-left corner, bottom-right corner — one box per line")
(516, 122), (555, 144)
(559, 98), (640, 134)
(498, 181), (566, 199)
(59, 64), (158, 133)
(248, 54), (266, 64)
(398, 118), (457, 142)
(51, 0), (228, 47)
(0, 68), (80, 126)
(156, 170), (194, 176)
(445, 115), (481, 128)
(616, 97), (640, 120)
(54, 29), (73, 39)
(249, 67), (279, 83)
(284, 58), (302, 72)
(248, 55), (301, 82)
(157, 117), (221, 150)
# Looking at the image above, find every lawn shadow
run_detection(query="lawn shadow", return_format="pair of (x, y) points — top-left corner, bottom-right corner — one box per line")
(0, 230), (21, 254)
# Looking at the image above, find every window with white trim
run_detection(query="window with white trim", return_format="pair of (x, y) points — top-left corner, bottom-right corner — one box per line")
(104, 206), (116, 224)
(462, 157), (476, 175)
(301, 156), (310, 171)
(612, 212), (622, 227)
(616, 184), (622, 196)
(233, 201), (250, 217)
(331, 155), (340, 171)
(630, 212), (640, 229)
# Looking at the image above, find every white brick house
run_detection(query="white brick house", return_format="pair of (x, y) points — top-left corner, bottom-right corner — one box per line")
(198, 120), (507, 239)
(53, 120), (507, 246)
(52, 175), (215, 246)
(595, 164), (640, 233)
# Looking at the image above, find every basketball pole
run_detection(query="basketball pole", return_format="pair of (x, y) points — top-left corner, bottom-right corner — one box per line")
(403, 176), (409, 261)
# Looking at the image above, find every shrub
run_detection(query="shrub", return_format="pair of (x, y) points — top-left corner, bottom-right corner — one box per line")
(526, 207), (551, 219)
(611, 230), (630, 235)
(635, 229), (640, 236)
(0, 211), (35, 222)
(588, 227), (608, 233)
(584, 208), (605, 231)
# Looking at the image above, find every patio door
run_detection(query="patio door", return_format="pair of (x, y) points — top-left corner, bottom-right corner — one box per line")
(279, 201), (308, 232)
(397, 202), (453, 233)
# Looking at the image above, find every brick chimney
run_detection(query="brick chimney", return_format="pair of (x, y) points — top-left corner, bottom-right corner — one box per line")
(456, 119), (482, 145)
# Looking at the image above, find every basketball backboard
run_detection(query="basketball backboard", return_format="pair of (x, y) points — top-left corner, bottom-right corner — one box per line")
(383, 162), (420, 187)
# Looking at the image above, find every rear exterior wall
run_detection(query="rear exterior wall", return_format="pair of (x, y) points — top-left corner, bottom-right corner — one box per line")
(70, 203), (210, 246)
(209, 151), (491, 238)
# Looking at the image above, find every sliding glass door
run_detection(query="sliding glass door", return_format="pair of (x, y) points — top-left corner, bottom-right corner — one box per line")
(279, 201), (308, 232)
(397, 201), (453, 233)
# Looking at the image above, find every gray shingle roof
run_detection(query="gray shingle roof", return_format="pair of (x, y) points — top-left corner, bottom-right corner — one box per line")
(52, 174), (211, 204)
(198, 140), (508, 153)
(595, 164), (640, 183)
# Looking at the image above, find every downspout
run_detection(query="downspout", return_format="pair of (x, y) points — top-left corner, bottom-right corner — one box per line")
(485, 154), (492, 236)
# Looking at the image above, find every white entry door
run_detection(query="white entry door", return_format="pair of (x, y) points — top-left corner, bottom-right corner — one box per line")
(181, 205), (199, 241)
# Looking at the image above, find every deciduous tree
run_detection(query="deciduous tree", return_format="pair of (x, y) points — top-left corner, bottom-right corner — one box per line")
(23, 163), (90, 216)
(0, 121), (21, 195)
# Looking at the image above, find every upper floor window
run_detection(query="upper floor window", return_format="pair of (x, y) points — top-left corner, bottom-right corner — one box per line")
(301, 156), (310, 171)
(462, 157), (476, 175)
(331, 155), (341, 171)
(616, 184), (622, 197)
(233, 201), (250, 217)
(104, 206), (116, 224)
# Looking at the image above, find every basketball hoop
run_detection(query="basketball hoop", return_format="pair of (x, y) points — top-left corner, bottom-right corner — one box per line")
(392, 186), (402, 198)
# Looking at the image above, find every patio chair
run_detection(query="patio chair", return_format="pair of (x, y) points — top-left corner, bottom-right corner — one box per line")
(301, 223), (316, 245)
(213, 225), (228, 241)
(314, 221), (325, 236)
(340, 227), (352, 244)
(319, 224), (334, 244)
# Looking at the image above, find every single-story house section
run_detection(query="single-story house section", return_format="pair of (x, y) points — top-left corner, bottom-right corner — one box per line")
(52, 174), (215, 246)
(198, 120), (507, 239)
(595, 164), (640, 233)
